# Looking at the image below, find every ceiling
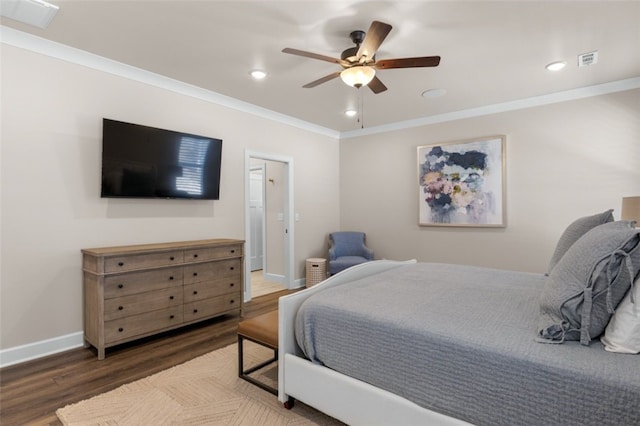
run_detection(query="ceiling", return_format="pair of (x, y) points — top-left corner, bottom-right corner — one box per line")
(2, 1), (639, 133)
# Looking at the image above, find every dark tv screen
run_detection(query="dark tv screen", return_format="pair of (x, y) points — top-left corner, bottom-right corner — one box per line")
(101, 119), (222, 200)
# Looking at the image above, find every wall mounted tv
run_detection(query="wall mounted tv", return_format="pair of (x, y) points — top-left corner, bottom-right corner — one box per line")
(101, 119), (222, 200)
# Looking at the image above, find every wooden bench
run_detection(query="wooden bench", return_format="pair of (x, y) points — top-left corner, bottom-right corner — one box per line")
(237, 310), (278, 395)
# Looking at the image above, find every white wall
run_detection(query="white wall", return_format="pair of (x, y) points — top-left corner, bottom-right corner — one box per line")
(2, 34), (638, 366)
(340, 89), (640, 273)
(0, 45), (340, 358)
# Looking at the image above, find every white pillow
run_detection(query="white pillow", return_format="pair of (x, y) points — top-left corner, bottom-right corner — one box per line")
(601, 275), (640, 354)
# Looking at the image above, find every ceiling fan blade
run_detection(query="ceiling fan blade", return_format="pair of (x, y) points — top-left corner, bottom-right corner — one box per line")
(368, 76), (387, 94)
(375, 56), (441, 69)
(356, 21), (392, 60)
(282, 48), (346, 66)
(302, 71), (342, 88)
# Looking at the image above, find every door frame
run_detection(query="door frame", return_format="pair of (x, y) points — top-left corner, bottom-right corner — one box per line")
(244, 150), (294, 302)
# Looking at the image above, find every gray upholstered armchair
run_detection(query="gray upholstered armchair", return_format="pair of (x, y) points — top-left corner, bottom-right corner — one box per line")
(328, 231), (374, 275)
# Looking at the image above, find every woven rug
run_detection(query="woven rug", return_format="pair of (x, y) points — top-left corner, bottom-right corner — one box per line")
(56, 342), (342, 425)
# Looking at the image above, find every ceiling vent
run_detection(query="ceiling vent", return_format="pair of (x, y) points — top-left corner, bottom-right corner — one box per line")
(0, 0), (59, 29)
(578, 51), (599, 68)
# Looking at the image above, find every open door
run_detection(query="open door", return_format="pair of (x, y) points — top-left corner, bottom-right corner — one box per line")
(249, 165), (265, 271)
(244, 151), (294, 302)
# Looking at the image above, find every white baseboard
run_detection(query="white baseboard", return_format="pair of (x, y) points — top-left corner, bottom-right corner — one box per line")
(0, 331), (84, 368)
(263, 272), (284, 284)
(261, 272), (306, 290)
(0, 277), (306, 368)
(293, 278), (306, 289)
(263, 272), (306, 289)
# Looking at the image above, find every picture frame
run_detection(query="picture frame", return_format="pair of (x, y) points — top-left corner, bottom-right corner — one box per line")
(417, 135), (506, 227)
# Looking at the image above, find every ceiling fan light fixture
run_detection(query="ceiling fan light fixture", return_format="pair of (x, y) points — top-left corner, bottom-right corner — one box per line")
(340, 66), (375, 88)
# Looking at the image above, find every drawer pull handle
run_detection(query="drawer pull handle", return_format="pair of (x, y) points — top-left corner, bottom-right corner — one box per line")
(169, 296), (174, 300)
(118, 262), (124, 267)
(169, 276), (174, 280)
(194, 254), (198, 258)
(118, 284), (124, 289)
(230, 283), (234, 287)
(170, 256), (175, 261)
(170, 315), (175, 319)
(230, 300), (235, 304)
(118, 327), (124, 332)
(193, 272), (198, 276)
(230, 267), (234, 271)
(231, 250), (235, 254)
(118, 306), (123, 311)
(193, 290), (198, 295)
(193, 309), (198, 313)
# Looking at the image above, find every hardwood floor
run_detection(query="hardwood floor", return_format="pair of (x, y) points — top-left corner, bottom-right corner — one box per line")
(251, 270), (287, 298)
(0, 290), (289, 426)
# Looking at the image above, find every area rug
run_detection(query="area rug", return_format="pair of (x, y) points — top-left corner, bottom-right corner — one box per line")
(56, 342), (342, 425)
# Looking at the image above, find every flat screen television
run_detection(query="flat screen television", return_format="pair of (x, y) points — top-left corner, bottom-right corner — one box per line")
(101, 119), (222, 200)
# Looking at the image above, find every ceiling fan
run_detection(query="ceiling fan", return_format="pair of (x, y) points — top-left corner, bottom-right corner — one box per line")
(282, 20), (440, 94)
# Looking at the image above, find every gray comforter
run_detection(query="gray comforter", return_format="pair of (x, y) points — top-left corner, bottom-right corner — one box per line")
(295, 263), (640, 426)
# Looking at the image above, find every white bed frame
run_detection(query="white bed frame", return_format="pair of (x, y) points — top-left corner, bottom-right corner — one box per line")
(277, 260), (473, 426)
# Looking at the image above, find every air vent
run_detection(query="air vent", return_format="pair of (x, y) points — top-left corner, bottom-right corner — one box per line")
(578, 51), (599, 68)
(0, 0), (59, 29)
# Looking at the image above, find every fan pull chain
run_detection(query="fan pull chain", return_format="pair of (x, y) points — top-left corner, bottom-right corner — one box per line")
(358, 88), (364, 129)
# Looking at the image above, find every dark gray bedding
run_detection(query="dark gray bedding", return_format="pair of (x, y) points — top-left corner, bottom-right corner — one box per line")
(295, 263), (640, 426)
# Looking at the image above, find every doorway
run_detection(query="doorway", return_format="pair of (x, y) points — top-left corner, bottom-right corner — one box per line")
(249, 165), (265, 272)
(244, 151), (294, 302)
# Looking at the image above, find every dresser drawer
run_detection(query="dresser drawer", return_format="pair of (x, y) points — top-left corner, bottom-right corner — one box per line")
(104, 267), (183, 298)
(183, 278), (240, 303)
(183, 259), (241, 284)
(183, 293), (240, 322)
(104, 250), (184, 273)
(104, 306), (183, 344)
(184, 244), (242, 263)
(104, 288), (183, 321)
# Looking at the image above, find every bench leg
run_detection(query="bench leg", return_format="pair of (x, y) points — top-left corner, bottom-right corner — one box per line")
(237, 335), (243, 378)
(238, 335), (278, 395)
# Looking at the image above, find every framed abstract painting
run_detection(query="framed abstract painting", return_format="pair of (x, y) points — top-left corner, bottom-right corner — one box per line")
(417, 135), (506, 227)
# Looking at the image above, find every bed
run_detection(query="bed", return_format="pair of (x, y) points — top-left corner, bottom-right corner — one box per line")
(277, 213), (640, 425)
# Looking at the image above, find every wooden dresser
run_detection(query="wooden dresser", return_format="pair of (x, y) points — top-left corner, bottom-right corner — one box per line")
(82, 239), (244, 359)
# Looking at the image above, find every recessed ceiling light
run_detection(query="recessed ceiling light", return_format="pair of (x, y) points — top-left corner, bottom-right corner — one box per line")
(545, 61), (566, 71)
(250, 70), (267, 80)
(421, 88), (447, 99)
(344, 109), (357, 117)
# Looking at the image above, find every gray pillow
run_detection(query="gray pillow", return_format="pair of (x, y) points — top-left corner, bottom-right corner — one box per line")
(547, 209), (614, 273)
(538, 221), (640, 345)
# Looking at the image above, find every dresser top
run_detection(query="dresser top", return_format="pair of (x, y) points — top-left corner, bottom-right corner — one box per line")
(82, 239), (244, 257)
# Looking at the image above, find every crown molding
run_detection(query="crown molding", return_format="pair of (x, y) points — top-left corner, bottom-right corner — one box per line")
(340, 77), (640, 139)
(0, 25), (339, 139)
(2, 25), (638, 142)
